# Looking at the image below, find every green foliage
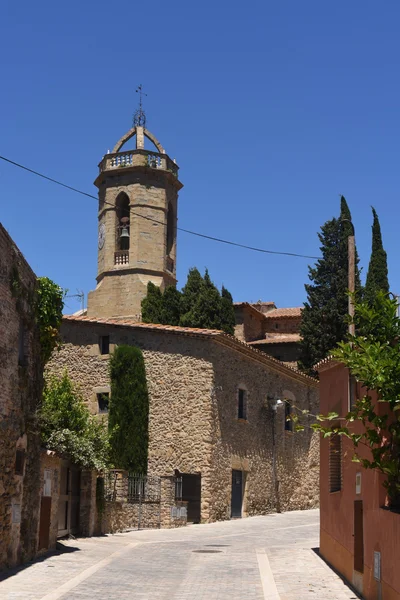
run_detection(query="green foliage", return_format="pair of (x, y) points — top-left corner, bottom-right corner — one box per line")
(179, 267), (204, 323)
(365, 207), (389, 304)
(299, 196), (361, 376)
(141, 268), (236, 334)
(109, 345), (149, 473)
(220, 286), (236, 335)
(141, 282), (163, 324)
(161, 286), (181, 326)
(36, 277), (64, 364)
(304, 293), (400, 507)
(41, 372), (111, 471)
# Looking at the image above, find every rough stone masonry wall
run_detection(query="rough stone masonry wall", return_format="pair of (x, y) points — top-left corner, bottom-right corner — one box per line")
(47, 322), (215, 522)
(209, 341), (319, 521)
(234, 306), (265, 342)
(48, 321), (319, 526)
(264, 316), (302, 335)
(0, 224), (43, 570)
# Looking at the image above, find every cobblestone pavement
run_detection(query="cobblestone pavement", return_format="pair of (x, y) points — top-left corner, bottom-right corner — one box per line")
(1, 509), (359, 600)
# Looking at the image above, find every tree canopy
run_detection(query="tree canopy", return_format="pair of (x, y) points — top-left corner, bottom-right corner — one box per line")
(141, 268), (236, 335)
(41, 372), (111, 470)
(299, 196), (361, 376)
(364, 207), (389, 304)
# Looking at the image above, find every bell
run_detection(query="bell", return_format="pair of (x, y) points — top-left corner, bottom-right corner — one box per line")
(120, 225), (130, 239)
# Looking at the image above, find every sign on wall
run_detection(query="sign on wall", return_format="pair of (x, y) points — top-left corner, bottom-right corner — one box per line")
(12, 503), (21, 524)
(43, 469), (52, 497)
(374, 551), (381, 581)
(355, 472), (361, 495)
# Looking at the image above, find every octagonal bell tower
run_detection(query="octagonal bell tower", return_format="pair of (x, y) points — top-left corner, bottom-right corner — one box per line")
(87, 119), (183, 320)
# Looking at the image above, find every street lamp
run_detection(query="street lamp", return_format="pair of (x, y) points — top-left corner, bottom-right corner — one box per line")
(267, 395), (283, 513)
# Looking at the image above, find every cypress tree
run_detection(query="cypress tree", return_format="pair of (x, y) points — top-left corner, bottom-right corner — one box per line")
(141, 282), (163, 323)
(220, 286), (236, 335)
(109, 345), (149, 473)
(161, 286), (181, 326)
(179, 267), (205, 327)
(299, 197), (361, 376)
(365, 207), (389, 303)
(190, 269), (223, 330)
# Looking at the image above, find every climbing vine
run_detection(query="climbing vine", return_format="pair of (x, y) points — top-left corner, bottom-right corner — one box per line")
(35, 277), (64, 364)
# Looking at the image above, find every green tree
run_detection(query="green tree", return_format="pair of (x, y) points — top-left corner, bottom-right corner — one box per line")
(179, 267), (204, 326)
(41, 372), (110, 470)
(299, 197), (361, 376)
(108, 345), (149, 473)
(141, 282), (163, 323)
(220, 286), (236, 335)
(161, 286), (181, 326)
(364, 207), (389, 304)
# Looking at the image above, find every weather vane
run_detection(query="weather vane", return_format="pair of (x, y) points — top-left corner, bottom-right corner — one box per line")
(133, 84), (147, 127)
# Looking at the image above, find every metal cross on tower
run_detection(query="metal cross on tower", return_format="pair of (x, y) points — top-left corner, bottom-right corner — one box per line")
(133, 84), (147, 128)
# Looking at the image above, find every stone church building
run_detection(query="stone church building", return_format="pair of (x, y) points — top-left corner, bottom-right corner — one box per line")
(48, 119), (319, 526)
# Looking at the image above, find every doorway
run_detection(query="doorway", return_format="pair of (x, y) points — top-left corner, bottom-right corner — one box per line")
(231, 470), (244, 518)
(181, 474), (201, 524)
(58, 463), (81, 537)
(354, 500), (364, 572)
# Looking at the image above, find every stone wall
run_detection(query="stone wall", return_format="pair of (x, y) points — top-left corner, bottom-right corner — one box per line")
(255, 342), (301, 365)
(48, 319), (319, 526)
(234, 305), (265, 342)
(0, 224), (43, 570)
(87, 161), (180, 319)
(264, 316), (301, 334)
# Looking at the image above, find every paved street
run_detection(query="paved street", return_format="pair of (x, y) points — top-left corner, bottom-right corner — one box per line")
(1, 509), (359, 600)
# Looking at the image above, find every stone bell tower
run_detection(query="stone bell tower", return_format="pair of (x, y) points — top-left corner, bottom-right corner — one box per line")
(87, 105), (183, 319)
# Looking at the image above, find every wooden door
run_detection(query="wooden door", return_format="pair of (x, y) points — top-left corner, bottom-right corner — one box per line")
(354, 500), (364, 573)
(57, 463), (81, 537)
(231, 470), (243, 518)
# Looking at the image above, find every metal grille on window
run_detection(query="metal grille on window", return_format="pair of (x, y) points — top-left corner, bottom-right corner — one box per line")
(329, 434), (342, 492)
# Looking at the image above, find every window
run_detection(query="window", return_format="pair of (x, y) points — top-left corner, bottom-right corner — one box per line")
(99, 335), (110, 355)
(349, 374), (357, 411)
(329, 434), (342, 492)
(97, 393), (109, 414)
(275, 323), (279, 330)
(166, 202), (174, 255)
(15, 449), (25, 475)
(238, 388), (247, 420)
(284, 401), (292, 431)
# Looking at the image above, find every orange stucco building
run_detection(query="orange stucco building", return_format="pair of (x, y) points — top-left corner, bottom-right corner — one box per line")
(318, 359), (400, 600)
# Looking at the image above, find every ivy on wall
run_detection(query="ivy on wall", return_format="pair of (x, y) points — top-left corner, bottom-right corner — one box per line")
(108, 345), (150, 473)
(35, 277), (64, 364)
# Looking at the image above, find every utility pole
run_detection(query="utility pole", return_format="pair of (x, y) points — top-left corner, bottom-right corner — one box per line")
(342, 219), (356, 336)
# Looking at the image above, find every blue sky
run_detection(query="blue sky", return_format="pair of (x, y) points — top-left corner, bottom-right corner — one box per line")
(1, 1), (399, 313)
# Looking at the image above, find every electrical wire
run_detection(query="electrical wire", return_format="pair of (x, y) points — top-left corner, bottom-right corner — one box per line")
(0, 154), (320, 260)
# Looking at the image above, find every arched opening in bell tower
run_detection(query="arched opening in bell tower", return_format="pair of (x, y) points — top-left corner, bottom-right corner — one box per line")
(166, 202), (174, 256)
(115, 193), (130, 251)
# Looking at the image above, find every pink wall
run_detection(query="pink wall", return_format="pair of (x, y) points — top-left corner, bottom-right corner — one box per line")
(319, 362), (400, 599)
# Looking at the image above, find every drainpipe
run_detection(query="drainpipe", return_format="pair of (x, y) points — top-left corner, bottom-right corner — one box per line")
(268, 395), (282, 513)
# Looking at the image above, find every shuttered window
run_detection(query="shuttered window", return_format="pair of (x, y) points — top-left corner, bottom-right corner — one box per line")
(329, 434), (342, 492)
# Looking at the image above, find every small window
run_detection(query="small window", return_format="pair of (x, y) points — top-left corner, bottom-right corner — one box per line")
(15, 449), (25, 475)
(275, 323), (279, 330)
(329, 434), (342, 492)
(99, 335), (110, 355)
(284, 401), (292, 431)
(238, 388), (247, 420)
(349, 374), (357, 411)
(97, 393), (109, 414)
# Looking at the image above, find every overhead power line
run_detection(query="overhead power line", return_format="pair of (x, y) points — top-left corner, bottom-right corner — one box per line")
(0, 154), (320, 260)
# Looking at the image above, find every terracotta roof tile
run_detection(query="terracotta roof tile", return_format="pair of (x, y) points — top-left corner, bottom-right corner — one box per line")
(248, 333), (301, 345)
(263, 307), (302, 319)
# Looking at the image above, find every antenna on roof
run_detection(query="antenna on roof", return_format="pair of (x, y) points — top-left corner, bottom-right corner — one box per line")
(133, 84), (147, 128)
